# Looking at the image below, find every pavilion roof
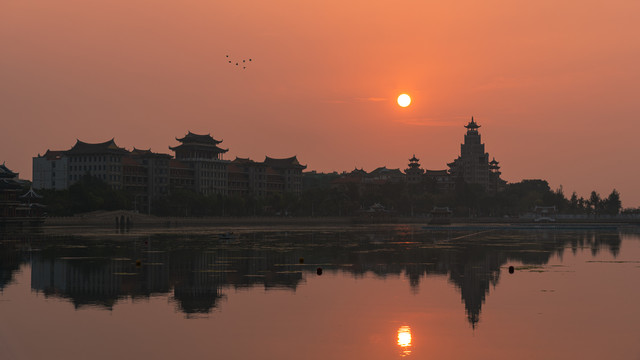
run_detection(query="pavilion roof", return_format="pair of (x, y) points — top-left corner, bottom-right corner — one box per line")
(464, 116), (481, 130)
(66, 139), (128, 155)
(175, 131), (223, 145)
(409, 154), (419, 162)
(0, 163), (18, 179)
(20, 187), (43, 200)
(169, 143), (229, 153)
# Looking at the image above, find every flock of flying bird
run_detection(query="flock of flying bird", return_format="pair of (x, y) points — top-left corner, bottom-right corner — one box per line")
(226, 54), (252, 70)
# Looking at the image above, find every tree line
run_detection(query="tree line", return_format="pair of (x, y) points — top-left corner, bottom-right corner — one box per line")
(36, 174), (624, 217)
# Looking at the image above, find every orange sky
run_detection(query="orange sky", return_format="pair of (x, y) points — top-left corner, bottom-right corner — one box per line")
(2, 0), (639, 205)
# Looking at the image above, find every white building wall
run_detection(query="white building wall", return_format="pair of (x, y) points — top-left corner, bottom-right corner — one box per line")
(32, 156), (68, 190)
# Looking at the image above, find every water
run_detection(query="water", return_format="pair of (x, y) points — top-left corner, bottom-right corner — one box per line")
(1, 225), (639, 359)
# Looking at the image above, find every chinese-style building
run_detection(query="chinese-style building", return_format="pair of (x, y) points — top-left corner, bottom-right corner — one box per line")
(170, 132), (230, 196)
(405, 155), (424, 184)
(65, 139), (129, 190)
(263, 156), (307, 194)
(447, 117), (506, 193)
(32, 150), (68, 190)
(1, 164), (44, 225)
(32, 131), (306, 201)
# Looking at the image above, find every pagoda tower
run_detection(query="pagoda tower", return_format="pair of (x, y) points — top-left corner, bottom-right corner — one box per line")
(447, 117), (505, 192)
(170, 132), (230, 195)
(405, 154), (424, 183)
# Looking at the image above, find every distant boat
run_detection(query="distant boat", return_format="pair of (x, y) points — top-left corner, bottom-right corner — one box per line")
(429, 207), (452, 225)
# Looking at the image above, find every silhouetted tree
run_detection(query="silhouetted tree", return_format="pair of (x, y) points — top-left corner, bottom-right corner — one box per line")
(603, 189), (622, 215)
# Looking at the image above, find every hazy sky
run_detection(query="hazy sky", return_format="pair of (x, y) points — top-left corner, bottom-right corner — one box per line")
(2, 0), (639, 205)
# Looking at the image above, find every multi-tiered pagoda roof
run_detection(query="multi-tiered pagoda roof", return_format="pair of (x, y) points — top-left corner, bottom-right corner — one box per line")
(170, 131), (228, 153)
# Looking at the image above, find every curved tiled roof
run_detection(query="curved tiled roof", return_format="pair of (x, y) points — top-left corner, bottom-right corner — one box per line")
(264, 156), (306, 169)
(175, 131), (223, 145)
(66, 139), (128, 154)
(464, 116), (481, 130)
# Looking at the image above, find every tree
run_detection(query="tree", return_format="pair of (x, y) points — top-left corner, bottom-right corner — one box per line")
(588, 191), (601, 215)
(603, 189), (622, 215)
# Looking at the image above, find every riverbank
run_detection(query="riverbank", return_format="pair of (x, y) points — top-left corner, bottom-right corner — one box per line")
(40, 210), (640, 228)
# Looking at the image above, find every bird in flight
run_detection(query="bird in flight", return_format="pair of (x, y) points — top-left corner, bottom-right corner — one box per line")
(226, 54), (254, 70)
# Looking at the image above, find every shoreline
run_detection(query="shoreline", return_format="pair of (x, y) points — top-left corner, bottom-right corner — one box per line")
(38, 210), (640, 228)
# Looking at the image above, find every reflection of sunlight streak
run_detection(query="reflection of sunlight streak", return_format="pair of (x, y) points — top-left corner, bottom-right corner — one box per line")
(397, 325), (412, 356)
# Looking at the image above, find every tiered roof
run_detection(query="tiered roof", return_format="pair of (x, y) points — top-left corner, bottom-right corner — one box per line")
(464, 116), (481, 130)
(170, 131), (228, 153)
(175, 131), (223, 145)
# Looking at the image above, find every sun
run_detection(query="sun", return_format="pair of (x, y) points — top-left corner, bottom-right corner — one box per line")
(397, 94), (411, 107)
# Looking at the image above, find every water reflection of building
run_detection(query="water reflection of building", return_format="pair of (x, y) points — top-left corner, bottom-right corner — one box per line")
(11, 229), (628, 324)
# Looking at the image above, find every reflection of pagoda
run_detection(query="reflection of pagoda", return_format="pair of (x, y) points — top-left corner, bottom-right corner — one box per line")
(447, 117), (506, 193)
(404, 155), (424, 184)
(170, 132), (230, 196)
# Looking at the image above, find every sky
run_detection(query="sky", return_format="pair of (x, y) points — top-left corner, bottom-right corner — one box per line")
(1, 0), (639, 205)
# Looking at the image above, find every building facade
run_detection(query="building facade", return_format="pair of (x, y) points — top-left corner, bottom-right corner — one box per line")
(32, 150), (68, 190)
(32, 131), (306, 200)
(169, 132), (230, 196)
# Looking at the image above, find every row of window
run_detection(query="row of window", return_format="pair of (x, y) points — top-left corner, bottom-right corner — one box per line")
(70, 165), (122, 172)
(70, 155), (119, 163)
(68, 174), (121, 181)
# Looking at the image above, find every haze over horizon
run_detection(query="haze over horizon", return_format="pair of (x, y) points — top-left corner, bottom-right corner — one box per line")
(2, 0), (639, 206)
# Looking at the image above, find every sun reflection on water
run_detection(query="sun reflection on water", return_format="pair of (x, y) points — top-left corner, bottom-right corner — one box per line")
(397, 325), (412, 356)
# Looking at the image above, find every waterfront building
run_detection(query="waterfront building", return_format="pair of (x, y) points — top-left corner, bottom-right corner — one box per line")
(65, 139), (129, 190)
(170, 132), (230, 196)
(263, 156), (307, 195)
(169, 159), (195, 191)
(129, 148), (171, 199)
(33, 131), (306, 200)
(447, 117), (505, 193)
(32, 150), (68, 190)
(228, 157), (268, 197)
(0, 164), (22, 218)
(1, 164), (43, 224)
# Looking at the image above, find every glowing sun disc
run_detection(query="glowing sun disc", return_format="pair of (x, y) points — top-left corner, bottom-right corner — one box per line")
(397, 94), (411, 107)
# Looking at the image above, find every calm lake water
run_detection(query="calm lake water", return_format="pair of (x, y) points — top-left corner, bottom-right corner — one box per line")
(1, 225), (639, 359)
